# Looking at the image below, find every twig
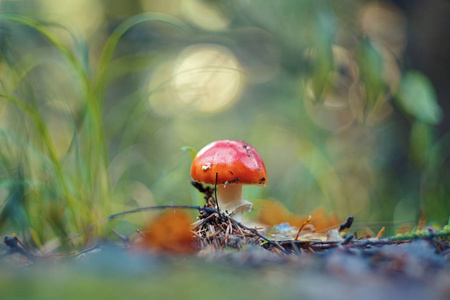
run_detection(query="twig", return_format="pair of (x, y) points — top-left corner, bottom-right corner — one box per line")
(107, 205), (216, 220)
(227, 217), (289, 254)
(193, 213), (219, 229)
(112, 230), (130, 246)
(224, 223), (231, 244)
(214, 172), (220, 212)
(70, 244), (101, 258)
(290, 241), (301, 254)
(278, 238), (407, 252)
(294, 215), (312, 241)
(2, 236), (37, 260)
(339, 216), (354, 232)
(341, 234), (354, 245)
(191, 230), (203, 239)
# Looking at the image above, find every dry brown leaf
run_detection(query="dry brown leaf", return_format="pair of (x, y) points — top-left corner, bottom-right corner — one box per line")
(376, 226), (386, 239)
(417, 210), (426, 231)
(395, 223), (414, 235)
(136, 211), (196, 254)
(257, 200), (340, 232)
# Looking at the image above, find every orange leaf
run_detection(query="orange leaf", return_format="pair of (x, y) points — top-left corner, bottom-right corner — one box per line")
(137, 211), (196, 254)
(257, 200), (340, 232)
(417, 210), (426, 231)
(376, 226), (385, 239)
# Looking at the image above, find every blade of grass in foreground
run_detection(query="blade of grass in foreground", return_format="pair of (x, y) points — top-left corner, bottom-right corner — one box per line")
(0, 93), (80, 230)
(92, 13), (190, 225)
(0, 13), (191, 247)
(0, 15), (111, 238)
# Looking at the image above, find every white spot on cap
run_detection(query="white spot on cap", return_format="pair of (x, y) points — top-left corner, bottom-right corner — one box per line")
(202, 163), (211, 171)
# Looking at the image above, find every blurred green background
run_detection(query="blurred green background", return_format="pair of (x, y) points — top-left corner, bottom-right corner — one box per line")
(0, 0), (449, 247)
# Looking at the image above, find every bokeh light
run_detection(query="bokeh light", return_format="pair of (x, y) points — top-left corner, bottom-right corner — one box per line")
(361, 2), (407, 57)
(148, 44), (243, 115)
(37, 0), (104, 35)
(174, 44), (243, 112)
(181, 0), (230, 31)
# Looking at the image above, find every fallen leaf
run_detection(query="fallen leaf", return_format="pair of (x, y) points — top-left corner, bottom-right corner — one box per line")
(136, 211), (196, 254)
(327, 229), (343, 242)
(257, 199), (340, 232)
(376, 226), (385, 239)
(417, 210), (427, 231)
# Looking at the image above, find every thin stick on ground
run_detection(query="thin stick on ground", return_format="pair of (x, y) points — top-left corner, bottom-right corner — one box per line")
(107, 205), (213, 220)
(214, 172), (220, 212)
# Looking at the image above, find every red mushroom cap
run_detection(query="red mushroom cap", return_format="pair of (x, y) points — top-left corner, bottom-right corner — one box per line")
(190, 140), (267, 185)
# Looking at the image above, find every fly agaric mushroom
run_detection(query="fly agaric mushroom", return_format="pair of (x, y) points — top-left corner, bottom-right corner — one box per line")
(190, 140), (267, 221)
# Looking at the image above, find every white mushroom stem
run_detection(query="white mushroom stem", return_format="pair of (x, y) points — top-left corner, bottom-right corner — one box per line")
(216, 184), (252, 222)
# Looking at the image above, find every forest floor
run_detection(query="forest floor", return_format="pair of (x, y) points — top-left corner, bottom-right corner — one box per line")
(1, 208), (449, 300)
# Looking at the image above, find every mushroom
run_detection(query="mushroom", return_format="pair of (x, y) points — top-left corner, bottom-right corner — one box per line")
(190, 140), (267, 221)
